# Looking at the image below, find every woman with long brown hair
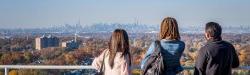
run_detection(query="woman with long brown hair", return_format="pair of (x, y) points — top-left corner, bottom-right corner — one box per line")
(141, 17), (185, 75)
(92, 29), (132, 75)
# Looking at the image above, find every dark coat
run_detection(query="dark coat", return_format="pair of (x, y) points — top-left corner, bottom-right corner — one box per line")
(194, 39), (239, 75)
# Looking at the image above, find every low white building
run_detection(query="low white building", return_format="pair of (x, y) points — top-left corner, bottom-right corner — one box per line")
(62, 40), (79, 50)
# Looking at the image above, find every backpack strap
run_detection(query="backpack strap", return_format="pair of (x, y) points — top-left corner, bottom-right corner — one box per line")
(154, 40), (162, 52)
(155, 40), (166, 66)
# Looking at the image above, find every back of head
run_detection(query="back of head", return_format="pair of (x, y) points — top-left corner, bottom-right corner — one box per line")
(109, 29), (131, 68)
(159, 17), (180, 40)
(205, 22), (222, 40)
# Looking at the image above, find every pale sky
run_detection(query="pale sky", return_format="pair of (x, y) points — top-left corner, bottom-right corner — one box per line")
(0, 0), (250, 28)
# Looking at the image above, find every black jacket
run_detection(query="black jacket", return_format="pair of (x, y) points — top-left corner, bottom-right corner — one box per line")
(194, 39), (239, 75)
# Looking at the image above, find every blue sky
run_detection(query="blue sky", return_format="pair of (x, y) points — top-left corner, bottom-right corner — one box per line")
(0, 0), (250, 28)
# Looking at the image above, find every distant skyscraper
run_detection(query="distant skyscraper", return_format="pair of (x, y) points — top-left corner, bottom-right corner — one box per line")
(35, 35), (59, 50)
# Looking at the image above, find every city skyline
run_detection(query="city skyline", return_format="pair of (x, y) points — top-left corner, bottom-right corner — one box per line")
(0, 0), (250, 28)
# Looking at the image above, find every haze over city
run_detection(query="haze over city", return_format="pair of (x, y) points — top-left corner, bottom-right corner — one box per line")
(1, 1), (250, 75)
(0, 0), (250, 29)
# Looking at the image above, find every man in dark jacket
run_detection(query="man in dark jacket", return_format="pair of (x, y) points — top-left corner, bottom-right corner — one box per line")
(194, 22), (239, 75)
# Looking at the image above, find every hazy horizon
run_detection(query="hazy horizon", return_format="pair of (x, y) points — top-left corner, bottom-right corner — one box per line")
(0, 0), (250, 28)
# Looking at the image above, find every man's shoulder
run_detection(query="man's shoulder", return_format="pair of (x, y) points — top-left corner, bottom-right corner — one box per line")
(198, 43), (211, 54)
(221, 40), (234, 46)
(206, 40), (232, 46)
(202, 40), (234, 51)
(199, 41), (218, 53)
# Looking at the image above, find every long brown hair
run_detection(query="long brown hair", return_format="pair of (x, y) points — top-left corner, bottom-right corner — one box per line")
(159, 17), (180, 40)
(108, 29), (131, 68)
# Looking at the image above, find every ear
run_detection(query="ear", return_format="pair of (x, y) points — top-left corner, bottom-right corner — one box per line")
(205, 32), (211, 40)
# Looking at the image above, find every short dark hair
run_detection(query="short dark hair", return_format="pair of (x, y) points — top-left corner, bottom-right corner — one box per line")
(205, 22), (222, 39)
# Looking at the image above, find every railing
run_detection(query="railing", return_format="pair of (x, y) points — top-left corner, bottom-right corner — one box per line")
(0, 65), (250, 75)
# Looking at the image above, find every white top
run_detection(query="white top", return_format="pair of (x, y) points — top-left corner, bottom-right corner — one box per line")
(92, 49), (132, 75)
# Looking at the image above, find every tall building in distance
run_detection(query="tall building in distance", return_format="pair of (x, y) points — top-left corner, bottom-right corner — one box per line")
(35, 35), (59, 50)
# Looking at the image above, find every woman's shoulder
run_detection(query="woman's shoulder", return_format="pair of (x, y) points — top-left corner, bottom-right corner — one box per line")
(149, 39), (185, 48)
(103, 49), (109, 53)
(174, 40), (185, 47)
(177, 40), (185, 46)
(101, 49), (110, 58)
(161, 39), (185, 45)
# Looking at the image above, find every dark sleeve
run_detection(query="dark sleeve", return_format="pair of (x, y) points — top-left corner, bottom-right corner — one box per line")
(231, 45), (239, 68)
(194, 47), (207, 75)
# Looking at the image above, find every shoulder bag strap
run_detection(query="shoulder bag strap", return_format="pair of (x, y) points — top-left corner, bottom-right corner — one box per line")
(99, 50), (107, 73)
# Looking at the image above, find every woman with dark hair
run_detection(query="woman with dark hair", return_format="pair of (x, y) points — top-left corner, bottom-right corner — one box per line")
(141, 17), (185, 75)
(92, 29), (132, 75)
